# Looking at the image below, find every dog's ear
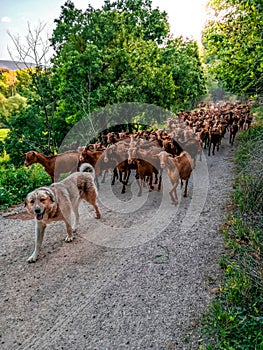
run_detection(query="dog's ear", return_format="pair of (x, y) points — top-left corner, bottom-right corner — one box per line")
(24, 193), (30, 207)
(45, 190), (55, 203)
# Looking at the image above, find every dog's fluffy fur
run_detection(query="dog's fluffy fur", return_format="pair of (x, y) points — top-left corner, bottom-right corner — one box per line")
(25, 163), (101, 262)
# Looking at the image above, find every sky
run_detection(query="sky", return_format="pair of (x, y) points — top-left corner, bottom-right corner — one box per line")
(0, 0), (208, 61)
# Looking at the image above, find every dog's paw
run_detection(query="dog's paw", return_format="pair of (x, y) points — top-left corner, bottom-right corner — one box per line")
(65, 236), (73, 242)
(27, 255), (37, 263)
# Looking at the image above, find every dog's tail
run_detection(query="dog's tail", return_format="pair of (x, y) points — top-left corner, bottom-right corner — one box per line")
(79, 162), (95, 178)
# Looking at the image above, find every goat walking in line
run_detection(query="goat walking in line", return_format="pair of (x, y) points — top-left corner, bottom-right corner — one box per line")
(127, 146), (160, 197)
(208, 127), (222, 156)
(22, 150), (80, 182)
(103, 145), (132, 193)
(229, 122), (239, 145)
(155, 151), (194, 205)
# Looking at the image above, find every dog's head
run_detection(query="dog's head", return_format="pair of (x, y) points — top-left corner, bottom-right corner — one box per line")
(25, 188), (56, 221)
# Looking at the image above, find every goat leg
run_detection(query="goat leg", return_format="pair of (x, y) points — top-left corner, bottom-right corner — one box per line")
(95, 176), (100, 190)
(213, 143), (216, 155)
(149, 174), (154, 191)
(137, 177), (143, 196)
(208, 141), (211, 156)
(169, 182), (178, 205)
(154, 171), (158, 184)
(111, 167), (118, 185)
(183, 178), (189, 197)
(125, 169), (131, 185)
(158, 170), (162, 191)
(101, 170), (108, 183)
(121, 182), (126, 194)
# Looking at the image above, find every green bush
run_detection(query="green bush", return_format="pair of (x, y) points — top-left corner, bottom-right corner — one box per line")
(0, 164), (51, 209)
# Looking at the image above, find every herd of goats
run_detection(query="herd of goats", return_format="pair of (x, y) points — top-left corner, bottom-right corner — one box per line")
(23, 101), (253, 204)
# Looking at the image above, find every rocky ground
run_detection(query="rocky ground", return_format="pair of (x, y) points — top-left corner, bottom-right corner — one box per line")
(0, 136), (236, 350)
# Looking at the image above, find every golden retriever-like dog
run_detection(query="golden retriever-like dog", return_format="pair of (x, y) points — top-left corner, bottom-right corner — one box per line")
(25, 163), (101, 263)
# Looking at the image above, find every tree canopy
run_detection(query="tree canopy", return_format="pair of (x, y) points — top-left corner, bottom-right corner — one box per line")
(1, 0), (207, 165)
(202, 0), (263, 97)
(50, 0), (206, 127)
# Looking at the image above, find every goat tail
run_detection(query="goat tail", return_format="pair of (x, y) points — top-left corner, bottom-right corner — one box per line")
(79, 162), (95, 178)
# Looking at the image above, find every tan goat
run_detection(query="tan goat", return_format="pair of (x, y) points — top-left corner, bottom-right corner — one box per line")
(155, 151), (194, 205)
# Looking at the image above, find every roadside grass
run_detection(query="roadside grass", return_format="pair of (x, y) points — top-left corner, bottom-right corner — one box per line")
(201, 123), (263, 349)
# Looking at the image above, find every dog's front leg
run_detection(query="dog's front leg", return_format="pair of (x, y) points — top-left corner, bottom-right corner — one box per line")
(28, 221), (46, 263)
(65, 221), (74, 242)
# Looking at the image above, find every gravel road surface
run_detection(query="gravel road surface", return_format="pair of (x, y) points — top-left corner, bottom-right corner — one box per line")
(0, 136), (235, 350)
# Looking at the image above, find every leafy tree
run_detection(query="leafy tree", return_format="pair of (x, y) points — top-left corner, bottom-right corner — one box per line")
(2, 0), (207, 165)
(203, 0), (263, 97)
(50, 0), (206, 131)
(2, 22), (61, 164)
(161, 38), (207, 110)
(0, 70), (28, 123)
(50, 0), (172, 128)
(0, 70), (17, 97)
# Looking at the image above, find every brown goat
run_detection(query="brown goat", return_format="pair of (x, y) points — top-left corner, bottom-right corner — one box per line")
(103, 145), (132, 193)
(78, 147), (105, 187)
(78, 148), (104, 167)
(155, 151), (194, 204)
(128, 147), (160, 196)
(22, 150), (80, 182)
(208, 127), (222, 156)
(229, 122), (239, 145)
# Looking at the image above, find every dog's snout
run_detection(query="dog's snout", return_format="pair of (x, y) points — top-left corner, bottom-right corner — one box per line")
(34, 206), (41, 214)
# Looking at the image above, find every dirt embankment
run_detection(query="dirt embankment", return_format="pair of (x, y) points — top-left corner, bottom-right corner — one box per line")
(0, 136), (235, 350)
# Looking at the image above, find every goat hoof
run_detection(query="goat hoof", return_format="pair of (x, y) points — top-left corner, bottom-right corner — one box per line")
(27, 255), (37, 263)
(65, 236), (73, 242)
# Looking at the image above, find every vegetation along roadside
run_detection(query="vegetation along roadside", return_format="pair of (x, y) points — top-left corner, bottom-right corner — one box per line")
(201, 110), (263, 349)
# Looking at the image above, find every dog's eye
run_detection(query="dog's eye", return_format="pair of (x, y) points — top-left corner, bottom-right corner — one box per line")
(30, 200), (35, 204)
(40, 198), (46, 203)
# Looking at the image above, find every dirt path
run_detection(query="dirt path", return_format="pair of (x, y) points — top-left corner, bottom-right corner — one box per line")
(0, 136), (235, 350)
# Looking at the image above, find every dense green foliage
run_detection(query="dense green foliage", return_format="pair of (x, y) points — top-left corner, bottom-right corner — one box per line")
(203, 0), (263, 97)
(0, 70), (27, 121)
(0, 164), (51, 209)
(0, 67), (60, 165)
(0, 0), (207, 166)
(202, 122), (263, 349)
(50, 0), (206, 128)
